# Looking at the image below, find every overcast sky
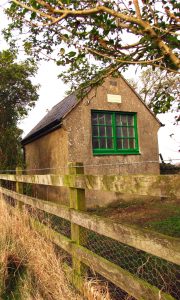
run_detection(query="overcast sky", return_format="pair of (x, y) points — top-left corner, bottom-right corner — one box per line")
(0, 4), (179, 164)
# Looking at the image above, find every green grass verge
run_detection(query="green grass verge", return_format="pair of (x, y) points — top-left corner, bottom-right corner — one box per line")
(146, 216), (180, 238)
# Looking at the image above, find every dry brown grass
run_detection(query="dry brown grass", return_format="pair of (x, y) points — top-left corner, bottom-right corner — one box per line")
(0, 199), (82, 300)
(83, 279), (111, 300)
(0, 198), (112, 300)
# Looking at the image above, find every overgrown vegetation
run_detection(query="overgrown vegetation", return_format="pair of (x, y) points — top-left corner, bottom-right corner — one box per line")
(0, 199), (81, 300)
(0, 198), (112, 300)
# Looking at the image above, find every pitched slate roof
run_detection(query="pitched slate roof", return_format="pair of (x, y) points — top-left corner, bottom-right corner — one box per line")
(22, 92), (78, 145)
(22, 75), (162, 145)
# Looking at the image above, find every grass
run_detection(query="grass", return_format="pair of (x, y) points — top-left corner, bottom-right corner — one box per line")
(0, 199), (81, 300)
(92, 197), (180, 238)
(146, 216), (180, 238)
(0, 198), (112, 300)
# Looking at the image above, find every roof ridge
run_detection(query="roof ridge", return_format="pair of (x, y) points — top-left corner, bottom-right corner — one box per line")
(22, 75), (162, 145)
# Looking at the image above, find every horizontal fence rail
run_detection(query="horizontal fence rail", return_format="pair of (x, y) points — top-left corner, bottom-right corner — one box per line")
(0, 186), (179, 266)
(31, 220), (175, 300)
(0, 173), (179, 198)
(0, 164), (179, 300)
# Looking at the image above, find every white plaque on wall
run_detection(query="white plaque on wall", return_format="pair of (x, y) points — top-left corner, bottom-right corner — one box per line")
(107, 94), (122, 103)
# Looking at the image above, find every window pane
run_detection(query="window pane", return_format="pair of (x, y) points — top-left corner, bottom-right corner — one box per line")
(98, 113), (106, 124)
(107, 138), (113, 149)
(107, 126), (112, 137)
(122, 127), (128, 137)
(129, 127), (134, 137)
(121, 115), (127, 126)
(100, 138), (106, 148)
(116, 127), (121, 137)
(128, 115), (133, 126)
(117, 139), (123, 149)
(99, 126), (106, 137)
(92, 138), (99, 149)
(106, 114), (112, 125)
(123, 139), (129, 148)
(116, 115), (121, 125)
(92, 126), (98, 136)
(92, 113), (98, 125)
(129, 139), (135, 149)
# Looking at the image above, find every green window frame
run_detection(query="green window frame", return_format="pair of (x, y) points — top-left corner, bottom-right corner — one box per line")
(91, 110), (139, 155)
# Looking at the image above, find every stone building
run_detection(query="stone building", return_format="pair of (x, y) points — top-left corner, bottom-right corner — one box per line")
(22, 76), (162, 208)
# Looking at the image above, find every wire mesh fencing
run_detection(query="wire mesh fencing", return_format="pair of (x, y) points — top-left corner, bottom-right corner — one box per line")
(81, 228), (180, 299)
(0, 173), (180, 300)
(17, 199), (180, 299)
(28, 207), (179, 299)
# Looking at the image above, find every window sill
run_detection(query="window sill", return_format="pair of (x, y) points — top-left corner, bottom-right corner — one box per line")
(93, 151), (140, 156)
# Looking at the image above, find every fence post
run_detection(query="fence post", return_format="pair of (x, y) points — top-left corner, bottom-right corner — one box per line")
(16, 166), (23, 209)
(68, 162), (86, 290)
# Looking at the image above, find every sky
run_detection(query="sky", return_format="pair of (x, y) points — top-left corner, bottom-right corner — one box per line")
(0, 3), (179, 164)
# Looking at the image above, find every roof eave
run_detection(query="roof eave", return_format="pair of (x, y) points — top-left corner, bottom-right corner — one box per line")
(21, 119), (61, 146)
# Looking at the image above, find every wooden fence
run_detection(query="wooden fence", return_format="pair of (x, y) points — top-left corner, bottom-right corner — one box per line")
(0, 163), (179, 300)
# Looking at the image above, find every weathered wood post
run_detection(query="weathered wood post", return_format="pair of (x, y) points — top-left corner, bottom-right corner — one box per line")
(16, 166), (23, 209)
(68, 162), (86, 290)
